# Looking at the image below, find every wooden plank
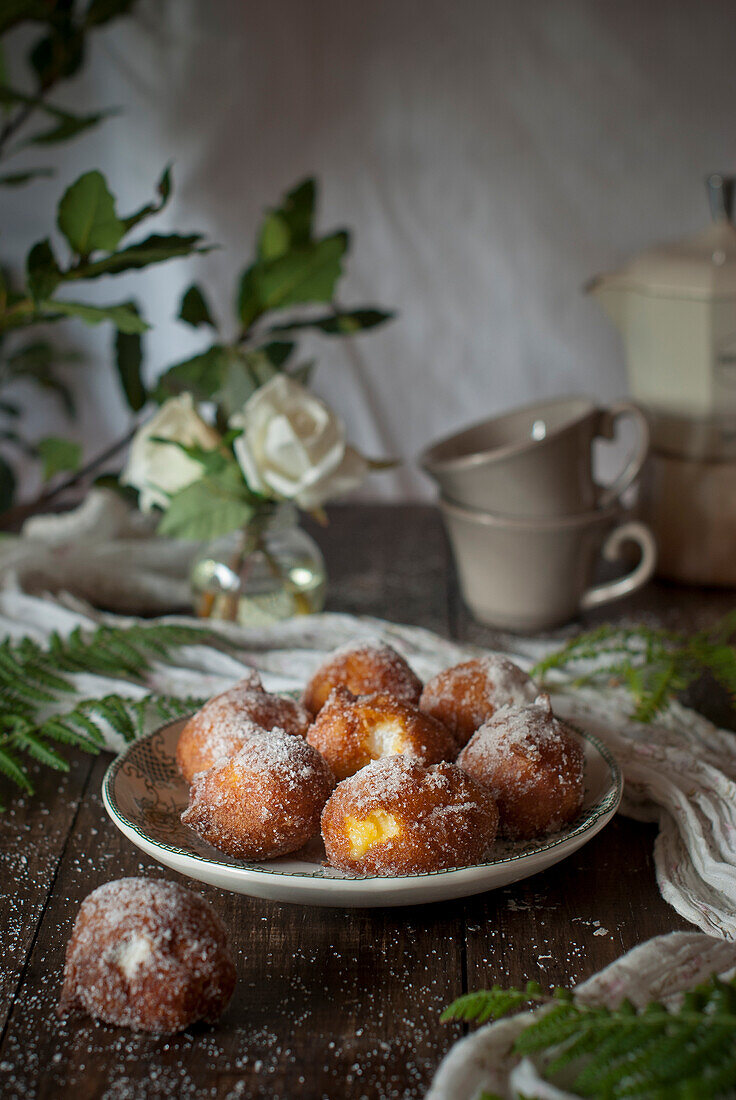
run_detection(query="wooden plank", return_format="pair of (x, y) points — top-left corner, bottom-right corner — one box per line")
(0, 757), (465, 1100)
(309, 503), (453, 634)
(1, 504), (462, 1100)
(0, 749), (95, 1036)
(462, 817), (691, 1000)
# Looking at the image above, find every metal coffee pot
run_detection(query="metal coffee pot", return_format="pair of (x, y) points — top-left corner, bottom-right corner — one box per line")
(589, 175), (736, 586)
(588, 174), (736, 419)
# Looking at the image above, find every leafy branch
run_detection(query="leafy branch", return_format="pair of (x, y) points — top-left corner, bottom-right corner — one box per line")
(0, 0), (136, 167)
(0, 164), (210, 510)
(530, 612), (736, 723)
(153, 177), (395, 417)
(443, 974), (736, 1099)
(0, 619), (224, 808)
(0, 2), (214, 513)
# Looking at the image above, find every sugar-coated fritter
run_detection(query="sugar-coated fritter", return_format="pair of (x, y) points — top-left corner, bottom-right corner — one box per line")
(176, 673), (311, 784)
(307, 687), (457, 780)
(420, 655), (537, 748)
(321, 756), (499, 875)
(302, 642), (422, 716)
(58, 878), (235, 1033)
(457, 694), (584, 839)
(181, 728), (334, 859)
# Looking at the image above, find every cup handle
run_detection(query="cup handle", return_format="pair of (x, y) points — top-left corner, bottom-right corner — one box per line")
(580, 521), (657, 611)
(596, 402), (650, 508)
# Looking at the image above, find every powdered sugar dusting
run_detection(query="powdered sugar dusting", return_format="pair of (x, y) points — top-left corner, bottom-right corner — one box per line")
(420, 656), (537, 747)
(58, 878), (235, 1033)
(457, 696), (585, 839)
(321, 757), (499, 874)
(182, 729), (334, 860)
(302, 642), (423, 713)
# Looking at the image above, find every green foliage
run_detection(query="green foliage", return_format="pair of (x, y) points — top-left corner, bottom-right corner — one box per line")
(157, 460), (257, 542)
(40, 296), (148, 332)
(57, 169), (125, 254)
(179, 284), (216, 329)
(152, 177), (394, 427)
(269, 307), (395, 336)
(37, 434), (81, 479)
(531, 613), (736, 723)
(114, 304), (145, 411)
(0, 2), (205, 511)
(252, 230), (348, 312)
(442, 975), (736, 1099)
(441, 981), (547, 1025)
(0, 619), (221, 809)
(26, 239), (61, 301)
(0, 453), (16, 511)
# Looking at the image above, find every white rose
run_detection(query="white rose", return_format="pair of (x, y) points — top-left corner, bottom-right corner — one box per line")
(230, 375), (368, 509)
(121, 393), (221, 512)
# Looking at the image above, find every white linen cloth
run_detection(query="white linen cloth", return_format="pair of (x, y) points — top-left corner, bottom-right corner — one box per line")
(427, 930), (736, 1100)
(2, 586), (736, 943)
(0, 490), (197, 614)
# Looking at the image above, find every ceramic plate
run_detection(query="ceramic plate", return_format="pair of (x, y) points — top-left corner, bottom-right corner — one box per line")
(102, 718), (622, 908)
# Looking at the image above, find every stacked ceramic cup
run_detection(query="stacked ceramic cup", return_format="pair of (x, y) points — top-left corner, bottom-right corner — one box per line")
(419, 396), (657, 632)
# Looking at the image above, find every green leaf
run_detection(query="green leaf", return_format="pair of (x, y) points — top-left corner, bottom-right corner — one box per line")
(37, 435), (81, 480)
(0, 453), (16, 511)
(26, 238), (61, 301)
(26, 108), (113, 146)
(42, 298), (149, 333)
(253, 231), (348, 311)
(212, 344), (293, 417)
(0, 168), (54, 186)
(236, 264), (260, 329)
(57, 170), (125, 255)
(179, 283), (216, 329)
(256, 178), (316, 261)
(260, 340), (295, 367)
(150, 437), (229, 477)
(121, 164), (173, 233)
(30, 26), (84, 88)
(71, 233), (207, 279)
(271, 307), (395, 336)
(114, 303), (145, 411)
(217, 352), (261, 415)
(257, 212), (291, 261)
(157, 472), (254, 541)
(85, 0), (138, 26)
(151, 344), (229, 404)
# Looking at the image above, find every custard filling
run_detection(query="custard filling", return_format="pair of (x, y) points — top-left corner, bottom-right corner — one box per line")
(363, 720), (409, 760)
(344, 810), (402, 858)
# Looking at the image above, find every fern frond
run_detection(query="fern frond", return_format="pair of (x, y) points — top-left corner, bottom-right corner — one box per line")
(441, 981), (545, 1025)
(10, 731), (70, 772)
(442, 973), (736, 1100)
(0, 745), (34, 792)
(0, 617), (223, 807)
(531, 612), (736, 724)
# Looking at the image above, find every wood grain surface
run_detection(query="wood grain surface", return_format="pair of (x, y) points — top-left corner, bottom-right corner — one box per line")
(0, 504), (733, 1100)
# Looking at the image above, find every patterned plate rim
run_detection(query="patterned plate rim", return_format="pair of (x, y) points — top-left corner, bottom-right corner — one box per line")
(102, 716), (623, 883)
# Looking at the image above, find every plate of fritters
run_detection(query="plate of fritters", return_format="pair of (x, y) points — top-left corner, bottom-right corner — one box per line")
(102, 644), (622, 908)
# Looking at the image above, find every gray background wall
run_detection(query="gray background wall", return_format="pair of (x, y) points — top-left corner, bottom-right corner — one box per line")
(5, 0), (736, 498)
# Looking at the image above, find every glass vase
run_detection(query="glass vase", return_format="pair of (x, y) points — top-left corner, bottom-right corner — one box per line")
(190, 504), (326, 625)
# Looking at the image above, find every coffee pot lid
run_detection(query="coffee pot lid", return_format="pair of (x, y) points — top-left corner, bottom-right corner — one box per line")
(602, 174), (736, 299)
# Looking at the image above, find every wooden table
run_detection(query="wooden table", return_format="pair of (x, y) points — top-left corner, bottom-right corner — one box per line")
(1, 503), (734, 1100)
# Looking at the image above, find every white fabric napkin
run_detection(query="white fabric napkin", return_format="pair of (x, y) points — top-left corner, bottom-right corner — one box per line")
(427, 930), (736, 1100)
(2, 588), (736, 942)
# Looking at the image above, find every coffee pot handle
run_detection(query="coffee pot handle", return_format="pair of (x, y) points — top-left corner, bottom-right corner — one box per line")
(597, 402), (650, 508)
(580, 521), (657, 611)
